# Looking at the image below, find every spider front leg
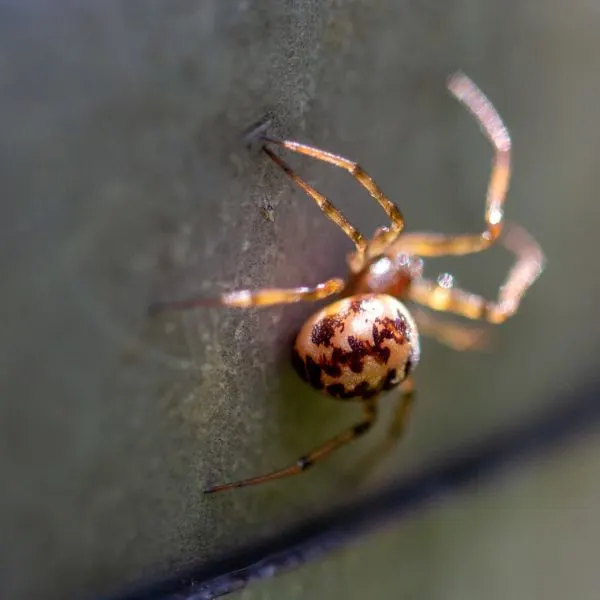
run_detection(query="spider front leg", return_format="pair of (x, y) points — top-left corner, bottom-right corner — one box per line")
(262, 136), (405, 247)
(149, 278), (345, 314)
(392, 72), (511, 258)
(204, 398), (378, 494)
(263, 146), (367, 252)
(409, 222), (545, 324)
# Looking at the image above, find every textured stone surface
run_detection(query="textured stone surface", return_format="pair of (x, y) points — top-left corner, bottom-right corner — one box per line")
(1, 0), (599, 598)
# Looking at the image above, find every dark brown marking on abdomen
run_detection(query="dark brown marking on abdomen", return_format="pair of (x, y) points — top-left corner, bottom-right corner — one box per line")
(305, 355), (324, 390)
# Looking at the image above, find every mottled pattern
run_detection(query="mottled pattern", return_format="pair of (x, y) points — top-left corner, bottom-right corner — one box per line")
(293, 294), (420, 400)
(310, 315), (342, 347)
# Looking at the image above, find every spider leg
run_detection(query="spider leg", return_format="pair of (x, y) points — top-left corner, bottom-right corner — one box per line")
(391, 72), (511, 258)
(263, 146), (366, 252)
(385, 378), (416, 439)
(409, 222), (545, 324)
(262, 136), (405, 244)
(204, 398), (378, 494)
(343, 379), (415, 486)
(149, 277), (345, 315)
(411, 307), (490, 351)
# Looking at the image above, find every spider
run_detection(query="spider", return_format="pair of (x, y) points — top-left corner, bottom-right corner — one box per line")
(150, 73), (545, 494)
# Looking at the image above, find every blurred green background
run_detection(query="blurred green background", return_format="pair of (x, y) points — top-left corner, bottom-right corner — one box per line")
(1, 1), (599, 599)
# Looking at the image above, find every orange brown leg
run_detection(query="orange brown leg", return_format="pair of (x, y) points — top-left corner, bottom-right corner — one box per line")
(391, 72), (511, 258)
(149, 277), (345, 315)
(411, 308), (490, 351)
(345, 380), (416, 486)
(409, 222), (545, 324)
(386, 378), (416, 438)
(204, 398), (378, 494)
(262, 136), (405, 247)
(263, 146), (367, 252)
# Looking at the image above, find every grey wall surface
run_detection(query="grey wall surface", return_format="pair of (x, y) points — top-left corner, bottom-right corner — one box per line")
(1, 1), (599, 599)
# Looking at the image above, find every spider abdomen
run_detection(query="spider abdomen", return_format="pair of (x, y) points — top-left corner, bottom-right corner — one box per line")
(292, 294), (420, 400)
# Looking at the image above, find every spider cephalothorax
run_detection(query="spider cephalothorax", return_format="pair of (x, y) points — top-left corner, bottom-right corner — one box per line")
(345, 247), (424, 298)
